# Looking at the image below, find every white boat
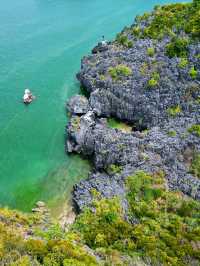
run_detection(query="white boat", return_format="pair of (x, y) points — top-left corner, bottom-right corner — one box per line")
(23, 89), (35, 104)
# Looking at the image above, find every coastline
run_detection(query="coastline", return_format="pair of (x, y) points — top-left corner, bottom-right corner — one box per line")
(66, 1), (200, 212)
(0, 1), (199, 265)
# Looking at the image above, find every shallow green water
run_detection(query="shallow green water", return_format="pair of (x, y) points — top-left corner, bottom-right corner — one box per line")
(0, 0), (184, 212)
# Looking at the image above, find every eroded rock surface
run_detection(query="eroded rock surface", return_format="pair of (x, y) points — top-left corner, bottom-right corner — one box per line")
(66, 12), (200, 212)
(67, 95), (89, 115)
(67, 107), (200, 210)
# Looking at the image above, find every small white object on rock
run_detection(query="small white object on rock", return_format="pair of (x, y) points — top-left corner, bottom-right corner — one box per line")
(36, 201), (46, 208)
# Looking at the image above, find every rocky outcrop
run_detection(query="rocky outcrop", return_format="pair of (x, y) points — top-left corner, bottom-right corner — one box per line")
(67, 95), (89, 115)
(92, 42), (111, 54)
(77, 39), (200, 129)
(68, 106), (200, 210)
(73, 172), (127, 212)
(66, 7), (200, 212)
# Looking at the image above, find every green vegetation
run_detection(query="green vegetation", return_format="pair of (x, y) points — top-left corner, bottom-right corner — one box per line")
(178, 58), (188, 68)
(74, 171), (200, 265)
(107, 117), (132, 132)
(166, 37), (189, 58)
(190, 153), (200, 178)
(0, 208), (98, 265)
(116, 34), (133, 48)
(1, 1), (200, 265)
(0, 170), (200, 265)
(148, 72), (160, 88)
(148, 78), (158, 87)
(189, 66), (198, 79)
(167, 105), (181, 117)
(131, 26), (141, 37)
(168, 130), (177, 137)
(107, 164), (122, 175)
(108, 64), (132, 80)
(188, 124), (200, 137)
(137, 1), (200, 40)
(147, 47), (155, 57)
(99, 74), (106, 81)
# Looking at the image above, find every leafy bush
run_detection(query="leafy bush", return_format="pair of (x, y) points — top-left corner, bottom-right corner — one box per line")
(166, 37), (189, 58)
(188, 124), (200, 137)
(148, 78), (158, 87)
(185, 1), (200, 38)
(168, 130), (177, 137)
(74, 171), (200, 265)
(131, 26), (141, 37)
(148, 72), (160, 88)
(74, 197), (131, 249)
(189, 66), (198, 79)
(190, 153), (200, 178)
(138, 1), (200, 41)
(167, 105), (181, 117)
(147, 47), (155, 57)
(99, 74), (105, 81)
(178, 58), (188, 68)
(108, 65), (132, 80)
(126, 171), (200, 265)
(116, 34), (133, 48)
(107, 164), (122, 175)
(0, 209), (98, 266)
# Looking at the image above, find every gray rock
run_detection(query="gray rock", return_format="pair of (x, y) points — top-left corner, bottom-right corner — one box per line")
(67, 95), (89, 115)
(66, 15), (200, 212)
(36, 201), (46, 208)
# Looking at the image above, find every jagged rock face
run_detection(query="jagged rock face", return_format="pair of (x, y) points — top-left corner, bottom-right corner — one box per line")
(92, 42), (111, 54)
(67, 12), (200, 211)
(67, 95), (89, 115)
(73, 172), (127, 212)
(68, 107), (200, 210)
(77, 39), (200, 128)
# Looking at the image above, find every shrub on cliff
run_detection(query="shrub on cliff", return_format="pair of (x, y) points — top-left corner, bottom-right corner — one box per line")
(137, 1), (200, 41)
(189, 66), (198, 79)
(167, 105), (181, 117)
(147, 72), (160, 88)
(0, 208), (98, 265)
(116, 33), (133, 48)
(165, 37), (189, 58)
(74, 171), (200, 265)
(108, 64), (132, 80)
(190, 153), (200, 178)
(178, 58), (188, 68)
(147, 47), (155, 57)
(188, 124), (200, 137)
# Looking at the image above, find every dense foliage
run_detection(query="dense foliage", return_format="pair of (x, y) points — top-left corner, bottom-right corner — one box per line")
(136, 0), (200, 41)
(130, 0), (200, 64)
(0, 171), (199, 265)
(75, 171), (200, 265)
(0, 208), (97, 265)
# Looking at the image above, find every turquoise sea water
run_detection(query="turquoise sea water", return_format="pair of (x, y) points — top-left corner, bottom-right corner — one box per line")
(0, 0), (184, 212)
